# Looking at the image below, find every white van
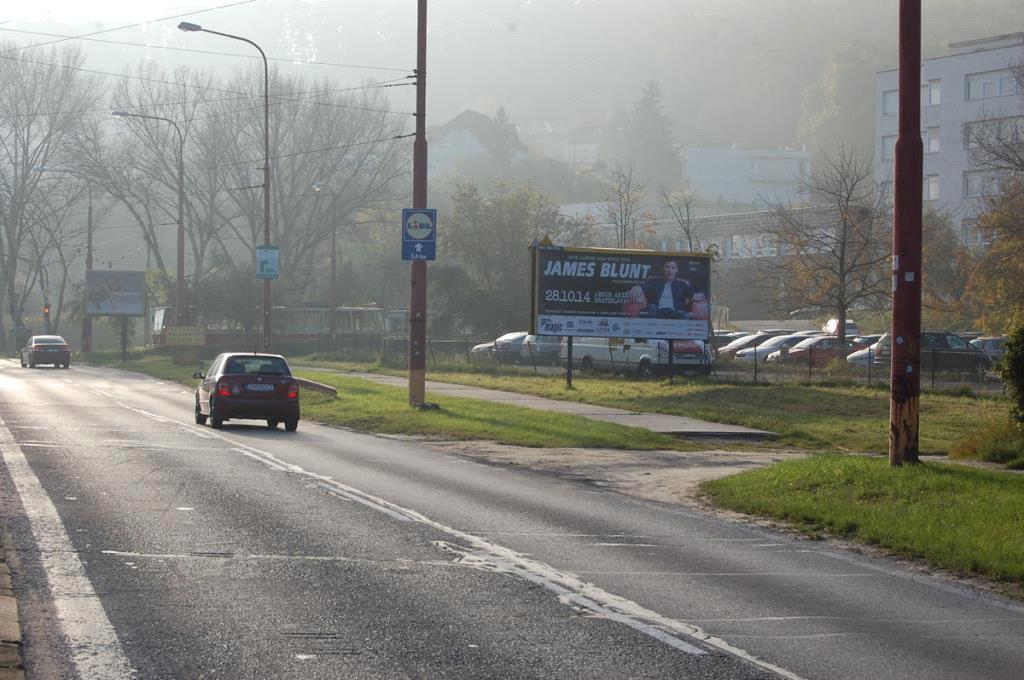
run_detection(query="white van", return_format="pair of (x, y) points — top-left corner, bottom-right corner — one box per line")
(560, 337), (713, 377)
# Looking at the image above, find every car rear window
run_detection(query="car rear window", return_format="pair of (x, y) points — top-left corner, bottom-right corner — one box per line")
(34, 336), (66, 344)
(223, 357), (290, 375)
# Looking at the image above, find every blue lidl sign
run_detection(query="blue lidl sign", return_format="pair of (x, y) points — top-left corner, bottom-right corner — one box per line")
(401, 208), (436, 261)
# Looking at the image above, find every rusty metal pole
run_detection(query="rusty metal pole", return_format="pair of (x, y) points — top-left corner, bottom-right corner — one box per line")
(889, 0), (923, 466)
(408, 0), (428, 406)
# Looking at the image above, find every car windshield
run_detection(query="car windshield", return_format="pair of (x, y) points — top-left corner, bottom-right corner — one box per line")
(224, 357), (290, 375)
(760, 334), (806, 350)
(497, 333), (526, 342)
(792, 336), (827, 349)
(722, 334), (757, 350)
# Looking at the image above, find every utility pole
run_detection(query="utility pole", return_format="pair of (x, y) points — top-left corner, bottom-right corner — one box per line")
(889, 0), (923, 466)
(408, 0), (428, 406)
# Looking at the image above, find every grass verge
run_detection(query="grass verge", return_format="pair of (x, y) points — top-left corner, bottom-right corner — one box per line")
(701, 455), (1024, 585)
(294, 357), (1006, 455)
(81, 354), (692, 450)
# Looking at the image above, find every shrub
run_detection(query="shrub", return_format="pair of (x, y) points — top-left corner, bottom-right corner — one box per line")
(997, 321), (1024, 431)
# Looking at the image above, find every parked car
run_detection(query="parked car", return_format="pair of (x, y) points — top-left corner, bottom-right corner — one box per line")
(768, 335), (854, 366)
(733, 333), (816, 363)
(867, 332), (991, 373)
(847, 334), (891, 367)
(21, 335), (71, 368)
(561, 336), (713, 377)
(971, 336), (1007, 362)
(716, 330), (789, 361)
(193, 353), (300, 431)
(709, 331), (748, 352)
(469, 332), (529, 363)
(851, 334), (883, 350)
(520, 335), (562, 364)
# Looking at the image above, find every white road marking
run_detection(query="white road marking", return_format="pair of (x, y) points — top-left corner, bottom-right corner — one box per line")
(169, 424), (809, 679)
(0, 414), (136, 679)
(69, 385), (807, 679)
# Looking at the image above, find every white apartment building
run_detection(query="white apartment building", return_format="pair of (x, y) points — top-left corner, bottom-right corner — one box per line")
(875, 33), (1024, 243)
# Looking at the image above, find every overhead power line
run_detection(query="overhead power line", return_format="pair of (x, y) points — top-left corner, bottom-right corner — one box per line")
(0, 0), (257, 55)
(0, 26), (412, 73)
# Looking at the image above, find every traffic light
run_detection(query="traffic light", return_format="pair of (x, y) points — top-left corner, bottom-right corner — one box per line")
(42, 304), (50, 316)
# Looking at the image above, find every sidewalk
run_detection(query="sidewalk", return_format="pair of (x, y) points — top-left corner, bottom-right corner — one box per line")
(298, 368), (774, 440)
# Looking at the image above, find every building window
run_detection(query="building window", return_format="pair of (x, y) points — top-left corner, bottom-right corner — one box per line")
(966, 70), (1018, 100)
(963, 116), (1024, 150)
(923, 174), (940, 201)
(882, 89), (898, 115)
(923, 127), (940, 153)
(921, 79), (941, 107)
(963, 170), (1001, 197)
(881, 135), (897, 161)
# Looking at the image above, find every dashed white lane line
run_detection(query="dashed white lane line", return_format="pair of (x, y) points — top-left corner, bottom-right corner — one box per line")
(8, 373), (806, 680)
(0, 413), (136, 679)
(177, 422), (810, 679)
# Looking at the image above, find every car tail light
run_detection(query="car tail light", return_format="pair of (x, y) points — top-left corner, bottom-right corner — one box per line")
(287, 382), (299, 399)
(217, 380), (231, 397)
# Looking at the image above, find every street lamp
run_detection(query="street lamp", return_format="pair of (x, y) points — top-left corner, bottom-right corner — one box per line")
(312, 182), (339, 350)
(178, 21), (273, 351)
(111, 111), (187, 325)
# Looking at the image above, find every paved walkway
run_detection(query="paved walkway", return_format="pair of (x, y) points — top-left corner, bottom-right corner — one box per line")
(298, 368), (774, 439)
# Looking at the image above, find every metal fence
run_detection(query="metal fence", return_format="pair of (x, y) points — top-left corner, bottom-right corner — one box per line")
(272, 332), (1004, 394)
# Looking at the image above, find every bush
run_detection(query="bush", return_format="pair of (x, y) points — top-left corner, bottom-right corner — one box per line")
(998, 321), (1024, 431)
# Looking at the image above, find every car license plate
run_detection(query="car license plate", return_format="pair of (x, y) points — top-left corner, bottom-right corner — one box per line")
(246, 383), (274, 392)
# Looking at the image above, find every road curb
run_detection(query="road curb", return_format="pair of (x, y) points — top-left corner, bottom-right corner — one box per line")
(0, 529), (24, 679)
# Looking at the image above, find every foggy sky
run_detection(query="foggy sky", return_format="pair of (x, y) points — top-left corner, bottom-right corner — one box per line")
(5, 0), (1023, 150)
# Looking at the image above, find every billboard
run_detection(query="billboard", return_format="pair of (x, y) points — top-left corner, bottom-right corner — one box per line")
(530, 245), (712, 340)
(85, 270), (146, 317)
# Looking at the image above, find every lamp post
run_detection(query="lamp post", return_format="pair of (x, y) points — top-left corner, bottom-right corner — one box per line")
(179, 21), (272, 351)
(111, 111), (187, 325)
(312, 183), (339, 351)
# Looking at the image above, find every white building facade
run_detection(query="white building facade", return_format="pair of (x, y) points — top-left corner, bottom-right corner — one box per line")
(875, 33), (1024, 244)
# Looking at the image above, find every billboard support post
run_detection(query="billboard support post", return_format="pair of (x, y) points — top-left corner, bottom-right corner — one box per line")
(566, 337), (573, 389)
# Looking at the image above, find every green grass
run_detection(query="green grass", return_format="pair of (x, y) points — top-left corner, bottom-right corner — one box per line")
(701, 455), (1024, 584)
(81, 354), (692, 450)
(294, 357), (1007, 455)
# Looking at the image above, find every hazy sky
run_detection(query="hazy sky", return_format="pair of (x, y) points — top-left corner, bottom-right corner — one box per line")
(4, 1), (1022, 149)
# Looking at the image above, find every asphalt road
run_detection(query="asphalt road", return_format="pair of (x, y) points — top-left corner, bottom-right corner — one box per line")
(1, 361), (1023, 679)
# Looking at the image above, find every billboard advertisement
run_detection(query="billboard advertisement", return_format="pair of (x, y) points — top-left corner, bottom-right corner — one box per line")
(530, 245), (711, 340)
(85, 270), (146, 317)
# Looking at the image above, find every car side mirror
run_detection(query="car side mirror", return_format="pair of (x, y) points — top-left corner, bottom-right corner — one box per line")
(192, 371), (205, 379)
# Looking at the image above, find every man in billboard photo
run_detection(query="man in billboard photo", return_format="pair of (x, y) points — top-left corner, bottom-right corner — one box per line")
(625, 259), (693, 319)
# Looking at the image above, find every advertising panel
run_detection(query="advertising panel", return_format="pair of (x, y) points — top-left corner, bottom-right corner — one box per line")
(85, 270), (146, 317)
(530, 245), (711, 340)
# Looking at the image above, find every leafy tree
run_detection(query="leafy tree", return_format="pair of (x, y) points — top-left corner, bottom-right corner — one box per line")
(965, 178), (1024, 331)
(921, 208), (973, 330)
(434, 181), (596, 335)
(600, 81), (679, 189)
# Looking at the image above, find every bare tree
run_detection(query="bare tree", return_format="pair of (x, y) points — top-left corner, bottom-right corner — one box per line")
(658, 186), (701, 251)
(755, 145), (891, 346)
(602, 164), (648, 247)
(964, 59), (1024, 176)
(0, 43), (101, 349)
